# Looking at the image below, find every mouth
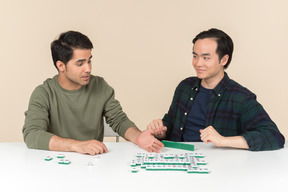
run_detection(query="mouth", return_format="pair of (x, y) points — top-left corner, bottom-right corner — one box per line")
(81, 75), (90, 81)
(197, 69), (205, 73)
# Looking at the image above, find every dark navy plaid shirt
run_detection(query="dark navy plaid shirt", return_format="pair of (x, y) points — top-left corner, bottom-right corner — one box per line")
(162, 73), (285, 151)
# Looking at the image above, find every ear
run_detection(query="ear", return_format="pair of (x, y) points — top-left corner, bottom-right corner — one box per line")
(56, 61), (66, 72)
(220, 54), (229, 67)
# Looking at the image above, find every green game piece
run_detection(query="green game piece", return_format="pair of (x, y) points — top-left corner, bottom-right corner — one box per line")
(131, 167), (138, 173)
(131, 160), (136, 167)
(57, 154), (65, 158)
(162, 140), (194, 151)
(201, 168), (209, 174)
(58, 159), (70, 165)
(44, 156), (53, 161)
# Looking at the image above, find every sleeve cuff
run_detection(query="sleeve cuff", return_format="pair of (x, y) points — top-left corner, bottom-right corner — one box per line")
(36, 132), (54, 150)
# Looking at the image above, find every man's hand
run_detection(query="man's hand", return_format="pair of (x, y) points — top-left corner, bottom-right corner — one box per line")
(200, 126), (224, 147)
(125, 127), (164, 153)
(72, 140), (108, 155)
(200, 126), (249, 149)
(49, 135), (108, 155)
(147, 119), (167, 139)
(136, 130), (164, 153)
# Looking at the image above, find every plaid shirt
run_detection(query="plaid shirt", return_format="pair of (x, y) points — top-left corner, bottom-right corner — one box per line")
(162, 73), (285, 151)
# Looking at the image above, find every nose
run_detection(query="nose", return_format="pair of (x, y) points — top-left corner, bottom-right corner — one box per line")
(84, 63), (91, 73)
(193, 57), (203, 67)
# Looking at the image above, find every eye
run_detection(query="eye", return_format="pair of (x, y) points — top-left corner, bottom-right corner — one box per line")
(204, 57), (210, 60)
(77, 63), (83, 66)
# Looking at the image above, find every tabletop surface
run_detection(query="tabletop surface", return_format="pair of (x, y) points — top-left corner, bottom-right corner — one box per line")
(0, 142), (287, 192)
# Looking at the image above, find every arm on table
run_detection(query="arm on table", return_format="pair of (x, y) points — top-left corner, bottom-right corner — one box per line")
(200, 126), (249, 149)
(49, 135), (108, 155)
(124, 127), (164, 153)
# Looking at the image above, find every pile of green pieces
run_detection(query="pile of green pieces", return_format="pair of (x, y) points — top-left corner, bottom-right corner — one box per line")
(130, 152), (209, 174)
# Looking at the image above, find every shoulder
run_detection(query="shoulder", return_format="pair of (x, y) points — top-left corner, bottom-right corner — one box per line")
(176, 76), (198, 90)
(90, 75), (104, 82)
(32, 77), (56, 96)
(178, 76), (198, 86)
(28, 76), (58, 105)
(227, 79), (255, 96)
(89, 75), (111, 89)
(181, 76), (198, 83)
(87, 75), (115, 97)
(224, 78), (257, 103)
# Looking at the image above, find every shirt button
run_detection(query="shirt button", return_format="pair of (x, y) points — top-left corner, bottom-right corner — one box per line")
(180, 127), (183, 131)
(218, 94), (221, 97)
(184, 112), (187, 115)
(195, 88), (198, 91)
(190, 97), (193, 100)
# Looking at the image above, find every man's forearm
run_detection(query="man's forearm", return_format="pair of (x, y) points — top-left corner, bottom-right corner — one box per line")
(49, 135), (79, 152)
(124, 127), (142, 144)
(222, 136), (249, 149)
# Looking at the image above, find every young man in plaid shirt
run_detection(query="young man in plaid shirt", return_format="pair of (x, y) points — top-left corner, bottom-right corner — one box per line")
(147, 28), (285, 151)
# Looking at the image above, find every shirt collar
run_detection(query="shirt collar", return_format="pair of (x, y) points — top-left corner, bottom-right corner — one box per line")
(191, 72), (230, 96)
(191, 78), (200, 91)
(213, 72), (230, 96)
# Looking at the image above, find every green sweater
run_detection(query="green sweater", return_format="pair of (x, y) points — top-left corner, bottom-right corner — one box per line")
(23, 75), (136, 150)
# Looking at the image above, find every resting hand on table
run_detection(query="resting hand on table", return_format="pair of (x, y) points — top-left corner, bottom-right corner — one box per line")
(146, 119), (167, 140)
(200, 126), (224, 147)
(200, 126), (249, 149)
(72, 140), (108, 155)
(49, 135), (108, 156)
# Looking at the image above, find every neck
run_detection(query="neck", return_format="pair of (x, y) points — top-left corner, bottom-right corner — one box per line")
(201, 71), (225, 89)
(57, 74), (82, 91)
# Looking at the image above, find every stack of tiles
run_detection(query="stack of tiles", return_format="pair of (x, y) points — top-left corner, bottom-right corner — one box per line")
(130, 153), (209, 174)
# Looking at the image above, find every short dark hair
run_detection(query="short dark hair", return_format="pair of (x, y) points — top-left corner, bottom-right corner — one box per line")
(192, 28), (234, 69)
(51, 31), (93, 70)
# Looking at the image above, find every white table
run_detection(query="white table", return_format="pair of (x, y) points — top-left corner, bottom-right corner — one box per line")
(0, 142), (287, 192)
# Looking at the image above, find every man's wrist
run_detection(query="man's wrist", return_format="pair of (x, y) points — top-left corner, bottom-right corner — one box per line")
(219, 137), (228, 147)
(49, 135), (80, 152)
(218, 136), (249, 149)
(125, 127), (141, 144)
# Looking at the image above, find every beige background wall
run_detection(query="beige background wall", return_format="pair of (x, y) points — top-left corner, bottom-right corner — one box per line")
(1, 0), (287, 142)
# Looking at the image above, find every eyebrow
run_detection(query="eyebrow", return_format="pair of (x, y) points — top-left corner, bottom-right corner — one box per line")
(76, 55), (93, 63)
(193, 52), (211, 56)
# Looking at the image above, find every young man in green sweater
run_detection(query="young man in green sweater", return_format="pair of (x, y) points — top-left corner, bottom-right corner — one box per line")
(23, 31), (163, 155)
